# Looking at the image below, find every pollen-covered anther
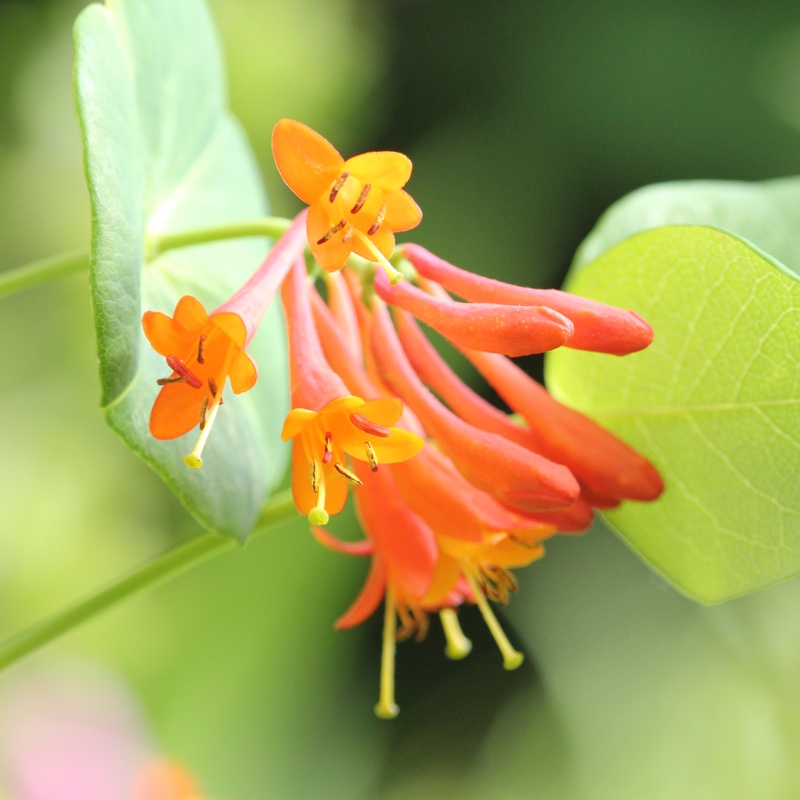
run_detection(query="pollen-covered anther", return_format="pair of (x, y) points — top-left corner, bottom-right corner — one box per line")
(317, 219), (347, 245)
(323, 431), (333, 464)
(350, 183), (372, 214)
(199, 396), (209, 431)
(165, 355), (203, 389)
(367, 204), (387, 236)
(396, 604), (428, 643)
(364, 441), (379, 472)
(334, 462), (363, 486)
(208, 378), (218, 398)
(329, 171), (350, 203)
(156, 375), (185, 386)
(197, 335), (206, 364)
(343, 225), (355, 243)
(350, 413), (391, 437)
(310, 459), (320, 493)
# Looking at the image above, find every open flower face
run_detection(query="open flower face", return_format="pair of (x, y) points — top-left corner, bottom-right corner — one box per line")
(272, 119), (422, 273)
(281, 395), (423, 525)
(142, 295), (257, 466)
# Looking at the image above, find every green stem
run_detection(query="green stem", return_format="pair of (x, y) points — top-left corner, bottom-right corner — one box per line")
(147, 217), (293, 259)
(0, 488), (296, 673)
(0, 247), (90, 300)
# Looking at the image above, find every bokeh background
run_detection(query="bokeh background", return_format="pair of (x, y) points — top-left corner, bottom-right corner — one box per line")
(2, 0), (800, 797)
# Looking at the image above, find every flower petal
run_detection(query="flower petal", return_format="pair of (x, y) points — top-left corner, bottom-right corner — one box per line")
(335, 556), (387, 629)
(343, 151), (412, 193)
(149, 381), (205, 440)
(384, 190), (422, 232)
(272, 119), (343, 206)
(228, 351), (258, 394)
(307, 202), (353, 272)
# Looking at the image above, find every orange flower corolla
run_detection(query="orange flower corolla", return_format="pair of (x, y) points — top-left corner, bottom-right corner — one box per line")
(281, 256), (423, 525)
(282, 395), (422, 525)
(272, 119), (422, 279)
(142, 295), (256, 465)
(133, 758), (204, 800)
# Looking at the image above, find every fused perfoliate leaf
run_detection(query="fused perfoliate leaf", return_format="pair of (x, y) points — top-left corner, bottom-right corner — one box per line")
(74, 0), (288, 538)
(547, 225), (800, 603)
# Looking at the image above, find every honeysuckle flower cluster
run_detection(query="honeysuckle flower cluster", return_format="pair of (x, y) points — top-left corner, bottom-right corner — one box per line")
(141, 119), (664, 718)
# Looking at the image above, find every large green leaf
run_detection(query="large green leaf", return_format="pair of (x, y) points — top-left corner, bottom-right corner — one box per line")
(74, 0), (288, 538)
(573, 176), (800, 277)
(546, 225), (800, 603)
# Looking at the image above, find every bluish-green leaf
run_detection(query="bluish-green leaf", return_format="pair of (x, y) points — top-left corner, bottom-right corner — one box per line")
(74, 0), (288, 538)
(547, 225), (800, 603)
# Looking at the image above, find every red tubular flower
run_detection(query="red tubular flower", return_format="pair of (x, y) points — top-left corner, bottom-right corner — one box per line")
(368, 298), (580, 513)
(280, 257), (423, 525)
(465, 348), (665, 502)
(142, 211), (308, 467)
(402, 243), (654, 355)
(391, 306), (663, 505)
(272, 119), (421, 283)
(313, 463), (439, 719)
(373, 268), (573, 357)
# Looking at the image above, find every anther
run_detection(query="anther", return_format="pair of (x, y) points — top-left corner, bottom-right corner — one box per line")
(317, 219), (347, 244)
(329, 171), (350, 203)
(364, 442), (379, 472)
(199, 396), (209, 431)
(156, 375), (186, 386)
(208, 378), (218, 398)
(367, 204), (386, 236)
(350, 413), (391, 438)
(343, 225), (356, 243)
(323, 432), (333, 465)
(350, 183), (372, 214)
(197, 335), (206, 364)
(310, 459), (320, 493)
(334, 462), (363, 486)
(165, 356), (203, 389)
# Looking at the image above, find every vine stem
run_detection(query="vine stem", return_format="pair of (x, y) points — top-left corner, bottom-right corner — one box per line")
(0, 247), (90, 300)
(0, 217), (295, 299)
(0, 489), (297, 673)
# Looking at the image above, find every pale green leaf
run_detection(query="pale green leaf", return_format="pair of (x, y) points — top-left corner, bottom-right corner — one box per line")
(547, 226), (800, 603)
(74, 0), (288, 538)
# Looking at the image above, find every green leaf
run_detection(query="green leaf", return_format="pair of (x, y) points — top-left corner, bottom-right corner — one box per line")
(546, 225), (800, 603)
(74, 0), (288, 539)
(574, 176), (800, 278)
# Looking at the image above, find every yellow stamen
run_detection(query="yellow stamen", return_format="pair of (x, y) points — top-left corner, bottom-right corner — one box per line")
(374, 588), (400, 720)
(334, 462), (363, 486)
(462, 567), (524, 670)
(354, 230), (404, 285)
(310, 459), (320, 493)
(439, 608), (472, 660)
(183, 395), (222, 469)
(308, 463), (329, 525)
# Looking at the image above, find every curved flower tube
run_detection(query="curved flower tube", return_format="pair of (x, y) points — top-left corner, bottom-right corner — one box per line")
(402, 243), (654, 355)
(280, 258), (423, 524)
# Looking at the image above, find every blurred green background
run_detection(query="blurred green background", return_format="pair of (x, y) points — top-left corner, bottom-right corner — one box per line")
(2, 0), (800, 797)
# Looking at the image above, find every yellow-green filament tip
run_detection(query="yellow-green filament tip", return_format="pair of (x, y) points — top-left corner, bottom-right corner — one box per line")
(374, 589), (400, 720)
(308, 507), (329, 526)
(355, 231), (404, 285)
(184, 396), (222, 470)
(439, 608), (472, 660)
(462, 568), (524, 671)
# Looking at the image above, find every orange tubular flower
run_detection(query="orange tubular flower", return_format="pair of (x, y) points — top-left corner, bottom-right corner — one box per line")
(142, 211), (308, 468)
(368, 298), (581, 513)
(314, 462), (439, 719)
(372, 268), (574, 357)
(401, 243), (654, 355)
(272, 119), (422, 283)
(280, 257), (423, 525)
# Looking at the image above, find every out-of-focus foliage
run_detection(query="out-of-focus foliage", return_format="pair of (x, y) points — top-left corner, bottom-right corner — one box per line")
(3, 0), (800, 798)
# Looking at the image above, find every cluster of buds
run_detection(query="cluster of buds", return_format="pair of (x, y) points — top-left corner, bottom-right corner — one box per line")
(142, 120), (663, 718)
